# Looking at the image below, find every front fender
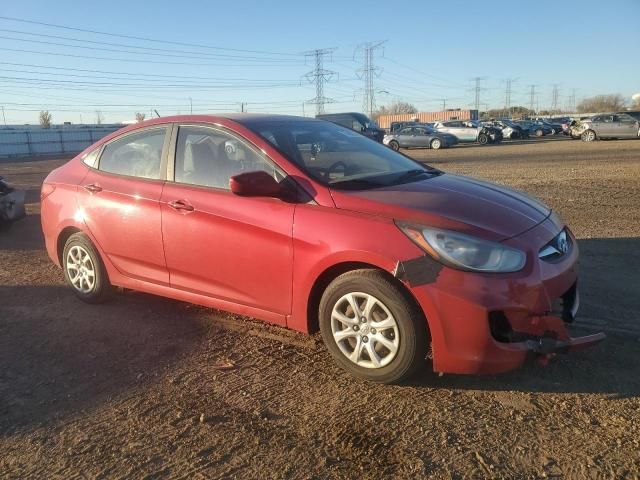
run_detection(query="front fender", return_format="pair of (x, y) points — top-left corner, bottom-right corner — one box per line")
(288, 203), (425, 333)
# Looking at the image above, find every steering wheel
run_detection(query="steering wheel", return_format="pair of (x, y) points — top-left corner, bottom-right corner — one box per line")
(324, 160), (347, 180)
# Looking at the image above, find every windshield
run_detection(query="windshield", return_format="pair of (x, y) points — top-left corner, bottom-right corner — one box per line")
(244, 119), (440, 190)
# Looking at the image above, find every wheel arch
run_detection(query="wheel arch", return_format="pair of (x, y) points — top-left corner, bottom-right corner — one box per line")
(305, 261), (428, 338)
(56, 226), (84, 265)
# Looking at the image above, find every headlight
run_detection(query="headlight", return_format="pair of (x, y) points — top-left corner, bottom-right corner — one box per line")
(397, 222), (526, 273)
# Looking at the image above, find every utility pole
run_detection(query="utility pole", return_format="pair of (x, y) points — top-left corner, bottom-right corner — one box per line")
(528, 85), (537, 113)
(239, 102), (246, 113)
(356, 41), (385, 117)
(438, 99), (447, 111)
(189, 97), (193, 114)
(1, 106), (6, 125)
(303, 48), (337, 116)
(551, 84), (560, 113)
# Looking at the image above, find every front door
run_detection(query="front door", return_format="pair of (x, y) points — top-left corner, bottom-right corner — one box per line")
(77, 126), (170, 285)
(160, 124), (295, 318)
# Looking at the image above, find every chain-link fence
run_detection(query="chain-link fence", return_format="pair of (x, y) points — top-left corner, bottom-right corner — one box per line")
(0, 125), (123, 157)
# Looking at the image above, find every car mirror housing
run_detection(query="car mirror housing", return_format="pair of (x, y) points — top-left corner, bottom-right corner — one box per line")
(230, 171), (284, 198)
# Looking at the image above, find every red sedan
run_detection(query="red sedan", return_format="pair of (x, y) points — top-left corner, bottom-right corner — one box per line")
(40, 114), (604, 383)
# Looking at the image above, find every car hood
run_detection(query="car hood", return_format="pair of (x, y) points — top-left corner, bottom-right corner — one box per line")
(330, 173), (551, 241)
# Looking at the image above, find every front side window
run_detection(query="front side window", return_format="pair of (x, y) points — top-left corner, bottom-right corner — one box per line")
(245, 119), (440, 190)
(174, 126), (277, 189)
(98, 128), (166, 179)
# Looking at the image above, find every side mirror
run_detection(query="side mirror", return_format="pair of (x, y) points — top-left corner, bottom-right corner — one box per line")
(230, 171), (283, 198)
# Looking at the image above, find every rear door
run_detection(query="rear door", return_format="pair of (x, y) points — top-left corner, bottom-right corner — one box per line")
(160, 124), (295, 319)
(395, 127), (414, 147)
(614, 114), (639, 138)
(77, 125), (171, 284)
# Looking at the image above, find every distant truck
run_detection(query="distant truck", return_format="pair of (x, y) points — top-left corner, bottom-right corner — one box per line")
(315, 112), (385, 142)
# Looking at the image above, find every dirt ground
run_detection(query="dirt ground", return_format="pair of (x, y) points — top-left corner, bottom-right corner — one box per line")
(1, 138), (639, 479)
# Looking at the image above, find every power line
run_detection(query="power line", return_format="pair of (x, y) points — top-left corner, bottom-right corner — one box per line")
(0, 15), (303, 57)
(0, 34), (305, 64)
(303, 48), (337, 115)
(0, 28), (304, 62)
(2, 47), (305, 68)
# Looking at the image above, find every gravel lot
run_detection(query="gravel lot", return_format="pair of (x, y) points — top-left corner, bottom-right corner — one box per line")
(1, 138), (639, 479)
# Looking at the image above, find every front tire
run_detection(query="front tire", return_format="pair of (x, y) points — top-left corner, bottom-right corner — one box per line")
(63, 232), (114, 303)
(477, 133), (489, 145)
(388, 140), (400, 151)
(430, 138), (442, 150)
(319, 269), (427, 384)
(535, 128), (544, 137)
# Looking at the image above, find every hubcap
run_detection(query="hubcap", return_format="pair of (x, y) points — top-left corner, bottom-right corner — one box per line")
(330, 292), (400, 369)
(66, 245), (96, 293)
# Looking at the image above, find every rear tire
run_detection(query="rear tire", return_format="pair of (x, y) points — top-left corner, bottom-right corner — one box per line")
(319, 269), (428, 384)
(477, 133), (489, 145)
(388, 140), (400, 151)
(62, 232), (114, 304)
(430, 138), (442, 150)
(535, 128), (544, 137)
(581, 129), (597, 142)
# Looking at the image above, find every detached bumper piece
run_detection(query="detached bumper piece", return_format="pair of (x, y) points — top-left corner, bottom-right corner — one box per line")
(524, 330), (606, 355)
(0, 189), (26, 224)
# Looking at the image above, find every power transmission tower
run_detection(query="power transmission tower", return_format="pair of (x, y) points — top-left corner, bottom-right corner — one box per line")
(356, 41), (385, 117)
(504, 78), (517, 117)
(551, 84), (560, 112)
(471, 77), (485, 112)
(528, 85), (537, 113)
(568, 88), (577, 112)
(303, 48), (337, 115)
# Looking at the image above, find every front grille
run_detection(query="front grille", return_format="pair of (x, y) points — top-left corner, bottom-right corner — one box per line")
(539, 228), (572, 262)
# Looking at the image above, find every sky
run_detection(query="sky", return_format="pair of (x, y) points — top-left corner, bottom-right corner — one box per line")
(0, 0), (638, 124)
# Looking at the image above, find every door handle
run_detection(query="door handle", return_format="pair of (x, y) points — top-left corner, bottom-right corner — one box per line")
(83, 183), (102, 193)
(168, 199), (194, 212)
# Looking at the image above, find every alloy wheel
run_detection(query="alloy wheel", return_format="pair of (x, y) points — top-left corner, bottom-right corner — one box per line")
(330, 292), (400, 369)
(66, 245), (96, 293)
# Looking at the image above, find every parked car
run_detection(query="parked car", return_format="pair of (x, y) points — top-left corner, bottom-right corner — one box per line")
(515, 120), (550, 137)
(434, 120), (502, 144)
(316, 112), (385, 142)
(568, 119), (583, 140)
(389, 121), (419, 133)
(0, 176), (26, 230)
(482, 119), (527, 140)
(40, 114), (605, 383)
(577, 113), (640, 141)
(383, 125), (458, 150)
(536, 119), (564, 135)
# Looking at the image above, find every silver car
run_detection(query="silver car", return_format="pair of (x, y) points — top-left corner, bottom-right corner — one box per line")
(578, 113), (640, 141)
(383, 125), (458, 150)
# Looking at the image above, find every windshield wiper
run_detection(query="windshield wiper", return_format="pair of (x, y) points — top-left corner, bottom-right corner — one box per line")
(394, 168), (439, 184)
(329, 177), (381, 190)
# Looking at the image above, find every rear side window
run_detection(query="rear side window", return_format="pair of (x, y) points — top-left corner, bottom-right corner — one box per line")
(174, 126), (277, 190)
(81, 148), (100, 168)
(98, 128), (166, 179)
